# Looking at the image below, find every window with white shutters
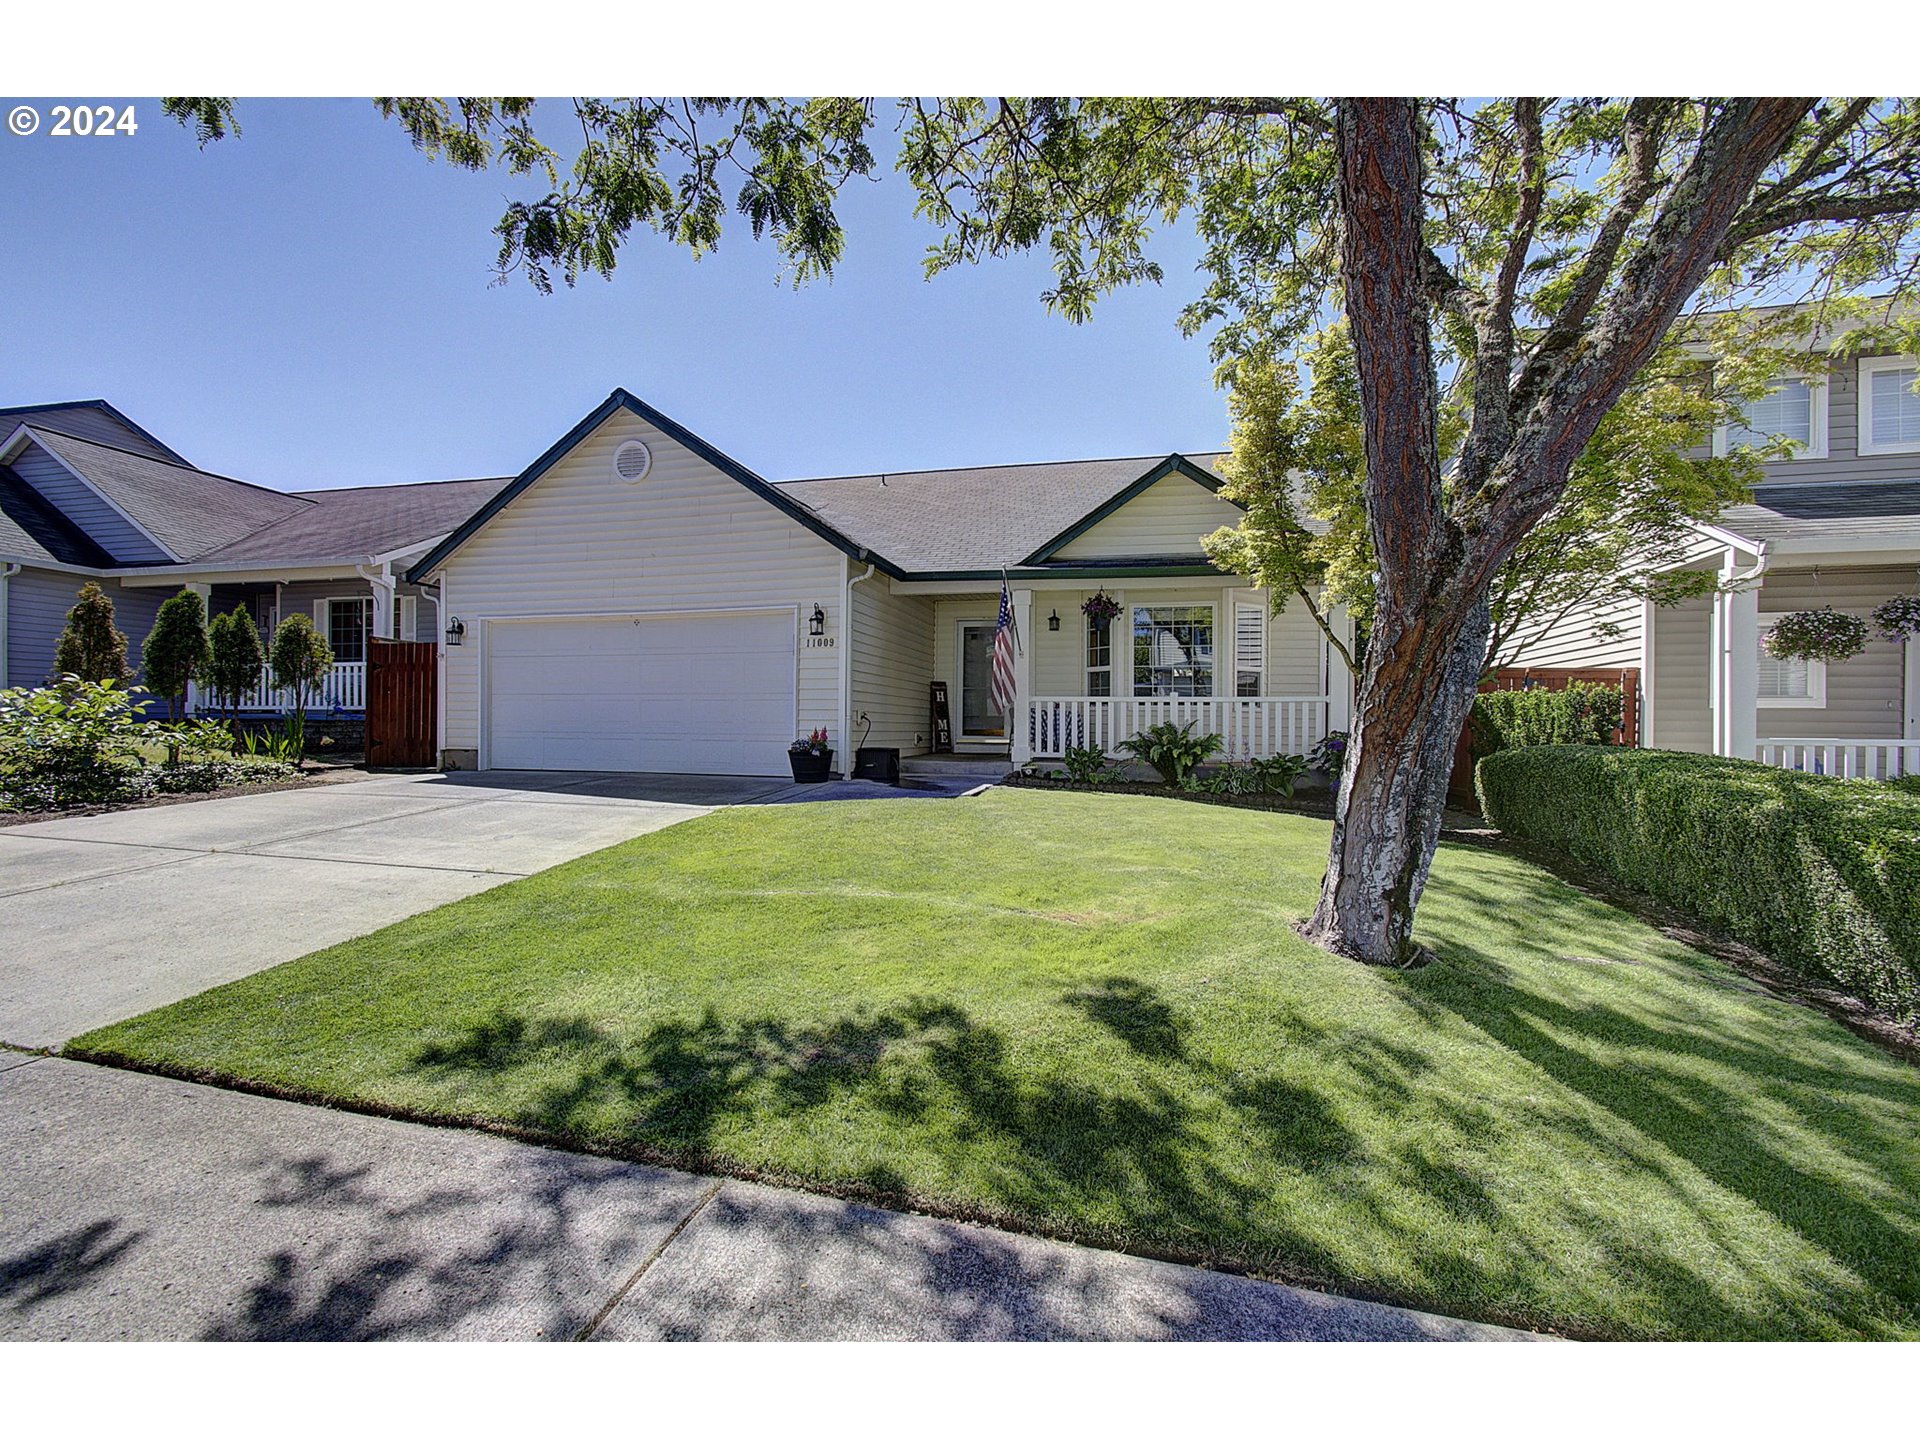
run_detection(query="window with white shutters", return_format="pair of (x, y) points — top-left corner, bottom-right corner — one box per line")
(1233, 602), (1266, 697)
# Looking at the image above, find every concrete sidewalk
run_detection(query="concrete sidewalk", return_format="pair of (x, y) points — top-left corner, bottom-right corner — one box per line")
(0, 1059), (1543, 1342)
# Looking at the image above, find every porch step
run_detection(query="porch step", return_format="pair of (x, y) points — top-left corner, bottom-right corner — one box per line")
(899, 754), (1014, 781)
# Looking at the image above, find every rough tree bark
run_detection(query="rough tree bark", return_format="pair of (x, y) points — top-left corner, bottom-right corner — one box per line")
(1304, 96), (1816, 967)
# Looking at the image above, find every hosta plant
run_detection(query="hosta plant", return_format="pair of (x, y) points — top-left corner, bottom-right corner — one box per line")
(1117, 721), (1223, 787)
(1765, 607), (1869, 664)
(1870, 594), (1920, 644)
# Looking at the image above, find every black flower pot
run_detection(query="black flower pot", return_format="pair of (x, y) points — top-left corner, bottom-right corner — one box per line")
(788, 748), (834, 783)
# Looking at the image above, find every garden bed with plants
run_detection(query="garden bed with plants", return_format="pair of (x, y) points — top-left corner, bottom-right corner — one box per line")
(0, 677), (312, 820)
(1009, 720), (1346, 816)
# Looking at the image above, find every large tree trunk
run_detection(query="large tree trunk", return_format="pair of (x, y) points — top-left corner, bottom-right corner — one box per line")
(1299, 97), (1813, 966)
(1303, 593), (1488, 966)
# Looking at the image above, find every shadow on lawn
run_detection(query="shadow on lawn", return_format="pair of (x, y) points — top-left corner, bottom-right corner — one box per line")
(407, 936), (1920, 1337)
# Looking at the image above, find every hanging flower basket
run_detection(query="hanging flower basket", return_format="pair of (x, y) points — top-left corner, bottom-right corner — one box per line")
(1081, 590), (1121, 631)
(1871, 593), (1920, 644)
(1765, 607), (1870, 664)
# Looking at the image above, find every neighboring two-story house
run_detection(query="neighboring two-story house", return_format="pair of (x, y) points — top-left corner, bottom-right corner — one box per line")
(1508, 332), (1920, 779)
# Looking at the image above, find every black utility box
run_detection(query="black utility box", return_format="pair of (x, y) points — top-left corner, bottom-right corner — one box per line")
(853, 747), (901, 785)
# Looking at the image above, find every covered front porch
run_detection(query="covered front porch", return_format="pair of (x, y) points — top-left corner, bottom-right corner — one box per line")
(1650, 546), (1919, 779)
(858, 572), (1352, 769)
(115, 567), (440, 717)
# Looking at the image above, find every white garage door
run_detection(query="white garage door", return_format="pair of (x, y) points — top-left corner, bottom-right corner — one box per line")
(486, 611), (797, 775)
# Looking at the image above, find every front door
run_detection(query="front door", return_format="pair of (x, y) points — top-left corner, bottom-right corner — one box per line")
(958, 621), (1005, 741)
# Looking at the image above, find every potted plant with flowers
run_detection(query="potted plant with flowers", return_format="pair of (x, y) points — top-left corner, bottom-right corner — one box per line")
(788, 727), (834, 782)
(1081, 589), (1121, 633)
(1871, 594), (1920, 645)
(1766, 607), (1870, 665)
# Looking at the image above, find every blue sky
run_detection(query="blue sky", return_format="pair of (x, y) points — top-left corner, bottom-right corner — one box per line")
(0, 98), (1228, 492)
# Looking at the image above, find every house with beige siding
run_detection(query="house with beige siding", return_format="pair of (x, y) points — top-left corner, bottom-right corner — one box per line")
(1, 399), (500, 721)
(1507, 342), (1920, 779)
(409, 391), (1354, 777)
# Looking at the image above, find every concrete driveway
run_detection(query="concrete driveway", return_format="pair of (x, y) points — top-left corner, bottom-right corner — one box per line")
(0, 771), (793, 1049)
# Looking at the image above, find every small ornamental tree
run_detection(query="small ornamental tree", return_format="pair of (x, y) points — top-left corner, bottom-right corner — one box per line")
(141, 588), (213, 723)
(269, 613), (333, 757)
(53, 582), (134, 686)
(206, 606), (266, 723)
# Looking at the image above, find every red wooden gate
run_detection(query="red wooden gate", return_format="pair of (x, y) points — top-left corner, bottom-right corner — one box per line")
(366, 639), (437, 768)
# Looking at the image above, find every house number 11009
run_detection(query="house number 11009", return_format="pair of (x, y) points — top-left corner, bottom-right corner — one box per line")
(805, 636), (836, 648)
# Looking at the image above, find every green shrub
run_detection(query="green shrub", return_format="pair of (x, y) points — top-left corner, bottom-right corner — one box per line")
(1472, 681), (1625, 755)
(1478, 746), (1920, 1019)
(1251, 753), (1310, 796)
(141, 588), (213, 722)
(0, 678), (149, 809)
(1117, 721), (1223, 786)
(1060, 743), (1122, 784)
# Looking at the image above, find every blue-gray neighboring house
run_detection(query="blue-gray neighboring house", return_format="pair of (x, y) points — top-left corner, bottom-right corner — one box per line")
(0, 399), (504, 714)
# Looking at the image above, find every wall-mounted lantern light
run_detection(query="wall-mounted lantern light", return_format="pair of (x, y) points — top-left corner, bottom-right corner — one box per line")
(1047, 609), (1061, 632)
(445, 616), (466, 647)
(808, 604), (826, 637)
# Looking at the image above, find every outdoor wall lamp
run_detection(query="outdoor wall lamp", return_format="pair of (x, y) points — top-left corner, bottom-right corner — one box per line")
(809, 604), (826, 637)
(1048, 609), (1060, 631)
(445, 616), (466, 646)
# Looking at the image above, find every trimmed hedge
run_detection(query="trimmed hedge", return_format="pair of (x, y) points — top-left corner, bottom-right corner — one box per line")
(1478, 746), (1920, 1020)
(1472, 681), (1625, 753)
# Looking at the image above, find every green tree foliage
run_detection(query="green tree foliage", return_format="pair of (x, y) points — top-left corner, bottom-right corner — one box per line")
(52, 581), (133, 686)
(1201, 324), (1758, 672)
(165, 96), (1920, 965)
(206, 606), (266, 723)
(141, 588), (212, 723)
(268, 613), (333, 714)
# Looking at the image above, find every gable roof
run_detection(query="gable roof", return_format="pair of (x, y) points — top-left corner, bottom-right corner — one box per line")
(0, 400), (192, 466)
(187, 475), (510, 567)
(406, 390), (884, 583)
(0, 465), (115, 567)
(12, 426), (312, 562)
(1719, 480), (1920, 546)
(772, 451), (1232, 575)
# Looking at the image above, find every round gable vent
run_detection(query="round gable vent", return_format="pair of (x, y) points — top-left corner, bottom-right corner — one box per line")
(613, 439), (653, 483)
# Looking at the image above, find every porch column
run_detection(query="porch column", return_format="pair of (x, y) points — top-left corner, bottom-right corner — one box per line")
(184, 583), (212, 714)
(359, 563), (397, 639)
(1010, 588), (1033, 766)
(1324, 602), (1355, 735)
(1721, 585), (1760, 762)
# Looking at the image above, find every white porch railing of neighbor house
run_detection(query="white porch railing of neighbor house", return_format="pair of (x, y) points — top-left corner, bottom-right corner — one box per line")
(1027, 696), (1328, 760)
(1754, 739), (1918, 780)
(188, 662), (368, 715)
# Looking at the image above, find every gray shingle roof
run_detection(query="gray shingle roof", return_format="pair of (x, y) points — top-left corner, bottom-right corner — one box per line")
(0, 400), (190, 464)
(1721, 480), (1920, 545)
(188, 476), (510, 567)
(773, 452), (1228, 572)
(24, 427), (311, 561)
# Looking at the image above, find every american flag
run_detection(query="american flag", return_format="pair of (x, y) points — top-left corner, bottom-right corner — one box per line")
(989, 577), (1018, 716)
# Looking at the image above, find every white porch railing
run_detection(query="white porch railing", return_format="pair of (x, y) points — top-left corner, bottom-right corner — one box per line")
(188, 662), (367, 715)
(1027, 696), (1328, 761)
(1755, 739), (1918, 780)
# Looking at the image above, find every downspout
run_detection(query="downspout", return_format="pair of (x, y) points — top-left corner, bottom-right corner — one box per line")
(840, 553), (877, 777)
(355, 559), (396, 639)
(0, 562), (19, 686)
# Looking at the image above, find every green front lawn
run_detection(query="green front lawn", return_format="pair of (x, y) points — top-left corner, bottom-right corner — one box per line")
(74, 789), (1920, 1339)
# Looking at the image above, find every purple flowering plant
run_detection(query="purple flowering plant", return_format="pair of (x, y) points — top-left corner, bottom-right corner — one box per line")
(1765, 607), (1869, 664)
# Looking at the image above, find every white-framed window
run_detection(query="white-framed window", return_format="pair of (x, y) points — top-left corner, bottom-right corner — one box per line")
(318, 597), (371, 664)
(1085, 618), (1113, 696)
(1716, 374), (1826, 459)
(1858, 356), (1920, 456)
(1132, 604), (1215, 697)
(1757, 638), (1826, 708)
